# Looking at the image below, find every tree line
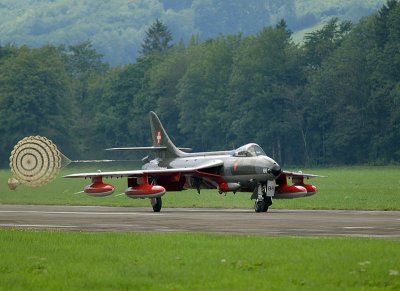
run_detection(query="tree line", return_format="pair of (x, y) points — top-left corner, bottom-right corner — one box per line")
(1, 0), (399, 167)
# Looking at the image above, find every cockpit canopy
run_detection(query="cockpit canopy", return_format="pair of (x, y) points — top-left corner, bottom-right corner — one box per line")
(233, 143), (266, 157)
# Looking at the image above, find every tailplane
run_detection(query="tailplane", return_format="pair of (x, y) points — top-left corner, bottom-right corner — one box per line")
(149, 111), (184, 158)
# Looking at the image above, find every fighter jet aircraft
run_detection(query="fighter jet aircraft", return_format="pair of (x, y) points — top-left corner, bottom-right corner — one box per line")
(65, 111), (322, 212)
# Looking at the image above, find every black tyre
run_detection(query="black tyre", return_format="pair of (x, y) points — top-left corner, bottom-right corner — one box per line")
(262, 196), (272, 212)
(152, 197), (162, 212)
(254, 200), (265, 213)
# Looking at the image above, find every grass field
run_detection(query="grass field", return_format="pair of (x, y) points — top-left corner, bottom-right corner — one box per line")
(0, 229), (399, 290)
(1, 167), (399, 290)
(1, 166), (400, 211)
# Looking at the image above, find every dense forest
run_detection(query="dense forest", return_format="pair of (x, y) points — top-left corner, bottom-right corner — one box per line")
(0, 0), (386, 65)
(0, 0), (399, 167)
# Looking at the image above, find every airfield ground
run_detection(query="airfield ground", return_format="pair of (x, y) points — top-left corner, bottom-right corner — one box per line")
(1, 167), (399, 289)
(0, 205), (399, 238)
(0, 227), (399, 290)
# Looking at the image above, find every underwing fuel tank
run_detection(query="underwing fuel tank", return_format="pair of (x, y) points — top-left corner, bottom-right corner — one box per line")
(275, 184), (308, 198)
(218, 182), (241, 193)
(274, 172), (318, 199)
(84, 177), (115, 197)
(125, 184), (166, 199)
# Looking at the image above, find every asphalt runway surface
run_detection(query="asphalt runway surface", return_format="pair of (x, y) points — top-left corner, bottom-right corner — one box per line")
(0, 204), (399, 238)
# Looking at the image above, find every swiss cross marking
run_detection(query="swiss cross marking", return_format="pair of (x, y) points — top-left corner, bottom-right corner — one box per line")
(156, 131), (162, 144)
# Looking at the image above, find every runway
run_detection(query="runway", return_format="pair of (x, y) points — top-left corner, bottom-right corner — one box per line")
(0, 204), (399, 238)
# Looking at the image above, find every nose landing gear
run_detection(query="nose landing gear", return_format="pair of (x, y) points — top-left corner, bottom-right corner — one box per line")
(253, 183), (273, 213)
(254, 195), (272, 212)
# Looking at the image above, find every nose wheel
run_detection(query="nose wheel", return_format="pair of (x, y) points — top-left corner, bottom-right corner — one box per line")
(253, 183), (273, 213)
(254, 195), (272, 213)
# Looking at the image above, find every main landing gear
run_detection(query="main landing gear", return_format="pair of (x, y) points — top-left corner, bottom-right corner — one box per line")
(151, 197), (162, 212)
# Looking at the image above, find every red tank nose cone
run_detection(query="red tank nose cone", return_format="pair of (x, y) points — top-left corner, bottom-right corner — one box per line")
(125, 184), (166, 199)
(303, 184), (318, 195)
(84, 182), (115, 197)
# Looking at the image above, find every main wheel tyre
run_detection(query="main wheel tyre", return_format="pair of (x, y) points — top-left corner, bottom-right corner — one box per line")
(152, 196), (162, 212)
(254, 200), (265, 213)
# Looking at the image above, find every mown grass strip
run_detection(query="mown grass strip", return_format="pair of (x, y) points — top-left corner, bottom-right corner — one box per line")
(0, 229), (399, 290)
(2, 166), (400, 210)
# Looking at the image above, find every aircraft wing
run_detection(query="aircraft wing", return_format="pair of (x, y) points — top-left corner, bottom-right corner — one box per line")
(64, 168), (191, 179)
(63, 160), (223, 179)
(282, 170), (325, 179)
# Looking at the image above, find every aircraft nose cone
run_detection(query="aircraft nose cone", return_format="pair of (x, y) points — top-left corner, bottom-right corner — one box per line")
(270, 164), (282, 177)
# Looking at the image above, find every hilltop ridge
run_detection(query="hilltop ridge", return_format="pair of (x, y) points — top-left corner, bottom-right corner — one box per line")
(0, 0), (386, 65)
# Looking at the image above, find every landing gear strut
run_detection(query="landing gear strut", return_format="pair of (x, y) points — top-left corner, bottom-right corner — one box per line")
(151, 196), (162, 212)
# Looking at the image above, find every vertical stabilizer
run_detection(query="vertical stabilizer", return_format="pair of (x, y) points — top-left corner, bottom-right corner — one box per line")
(149, 111), (184, 158)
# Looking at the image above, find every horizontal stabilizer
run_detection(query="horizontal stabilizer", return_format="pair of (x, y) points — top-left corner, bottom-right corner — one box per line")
(106, 147), (192, 152)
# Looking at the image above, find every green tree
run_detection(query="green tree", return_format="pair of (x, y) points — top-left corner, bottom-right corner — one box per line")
(304, 18), (352, 68)
(367, 0), (400, 162)
(374, 0), (398, 48)
(90, 65), (145, 151)
(140, 19), (173, 56)
(58, 41), (109, 155)
(0, 44), (16, 63)
(60, 41), (109, 105)
(306, 40), (370, 164)
(89, 54), (163, 154)
(0, 45), (77, 164)
(304, 1), (400, 165)
(227, 23), (305, 164)
(147, 43), (189, 146)
(176, 35), (239, 150)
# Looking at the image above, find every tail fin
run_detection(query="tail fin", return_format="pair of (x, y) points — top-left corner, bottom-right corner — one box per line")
(149, 111), (184, 158)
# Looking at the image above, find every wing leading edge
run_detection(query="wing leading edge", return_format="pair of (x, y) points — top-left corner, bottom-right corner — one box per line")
(282, 171), (326, 179)
(106, 146), (192, 152)
(63, 160), (224, 179)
